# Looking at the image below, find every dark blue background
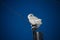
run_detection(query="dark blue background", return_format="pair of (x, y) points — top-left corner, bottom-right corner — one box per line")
(0, 0), (60, 40)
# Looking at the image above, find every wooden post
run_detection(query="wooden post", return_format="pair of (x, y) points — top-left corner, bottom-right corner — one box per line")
(32, 25), (43, 40)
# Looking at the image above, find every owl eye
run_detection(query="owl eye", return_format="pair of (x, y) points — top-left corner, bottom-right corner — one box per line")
(30, 14), (33, 16)
(30, 15), (32, 16)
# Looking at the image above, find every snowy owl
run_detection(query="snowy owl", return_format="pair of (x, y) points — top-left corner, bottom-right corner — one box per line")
(28, 13), (42, 29)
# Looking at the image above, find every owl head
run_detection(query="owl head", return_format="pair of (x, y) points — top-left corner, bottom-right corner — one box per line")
(28, 13), (34, 19)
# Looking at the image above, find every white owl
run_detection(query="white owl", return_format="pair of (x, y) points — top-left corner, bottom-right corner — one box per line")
(28, 13), (42, 28)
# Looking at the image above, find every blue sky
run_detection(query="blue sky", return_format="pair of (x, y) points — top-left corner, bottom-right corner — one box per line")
(0, 0), (60, 40)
